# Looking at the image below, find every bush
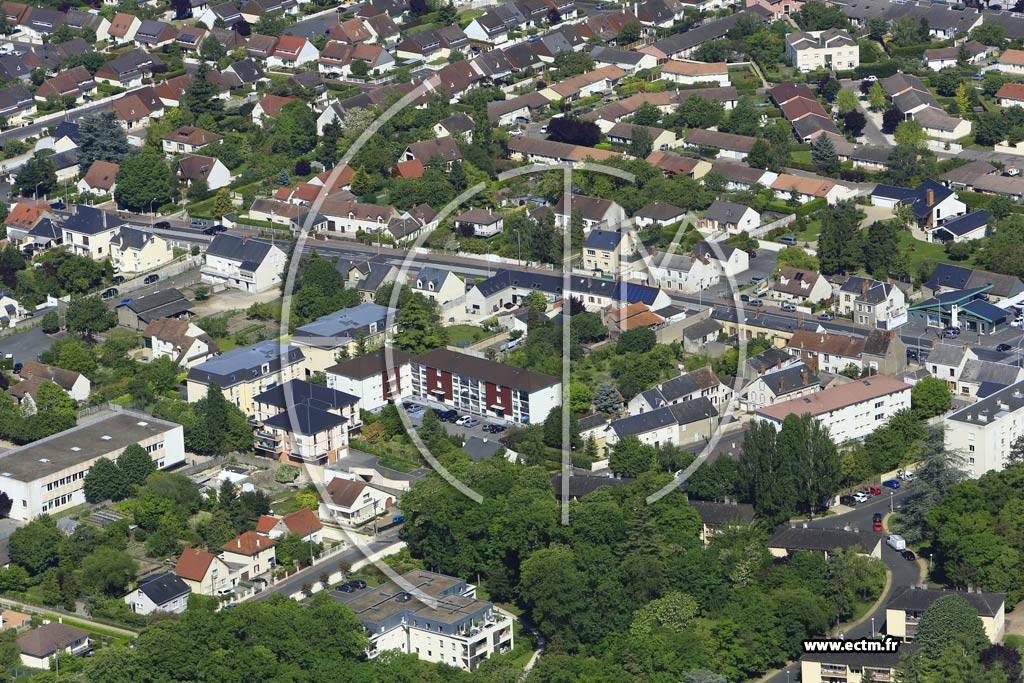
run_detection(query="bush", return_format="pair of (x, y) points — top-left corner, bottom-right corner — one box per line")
(41, 310), (60, 334)
(854, 62), (899, 79)
(275, 465), (300, 483)
(796, 197), (828, 217)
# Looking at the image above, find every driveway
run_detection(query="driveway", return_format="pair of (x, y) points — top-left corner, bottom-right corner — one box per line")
(0, 326), (62, 362)
(840, 79), (892, 148)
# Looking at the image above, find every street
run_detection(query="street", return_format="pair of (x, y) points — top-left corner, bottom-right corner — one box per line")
(764, 486), (917, 683)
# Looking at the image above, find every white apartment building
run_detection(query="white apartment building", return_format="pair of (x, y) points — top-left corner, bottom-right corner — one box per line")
(327, 348), (414, 412)
(785, 28), (859, 72)
(410, 349), (560, 425)
(754, 375), (911, 444)
(341, 570), (513, 672)
(0, 409), (185, 520)
(945, 380), (1024, 478)
(201, 233), (288, 293)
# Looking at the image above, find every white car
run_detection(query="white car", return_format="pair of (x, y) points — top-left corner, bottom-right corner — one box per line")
(887, 534), (906, 551)
(853, 491), (870, 503)
(1013, 317), (1024, 328)
(455, 416), (472, 426)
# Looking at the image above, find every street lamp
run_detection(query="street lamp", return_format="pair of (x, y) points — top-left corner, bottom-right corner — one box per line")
(871, 617), (875, 637)
(33, 181), (44, 200)
(513, 227), (522, 266)
(890, 490), (894, 513)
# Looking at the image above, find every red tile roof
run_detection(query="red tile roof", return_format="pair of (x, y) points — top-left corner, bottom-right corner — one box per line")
(255, 514), (277, 534)
(81, 160), (119, 191)
(222, 530), (276, 555)
(282, 507), (322, 536)
(174, 547), (215, 581)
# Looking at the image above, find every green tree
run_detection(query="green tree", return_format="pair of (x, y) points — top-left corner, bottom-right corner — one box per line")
(618, 19), (643, 44)
(272, 100), (316, 156)
(868, 82), (888, 111)
(836, 88), (858, 115)
(746, 138), (772, 171)
(198, 35), (226, 62)
(811, 134), (839, 175)
(180, 64), (224, 122)
(632, 102), (661, 127)
(629, 126), (654, 158)
(14, 156), (57, 198)
(895, 119), (927, 149)
(84, 457), (129, 502)
(616, 327), (656, 354)
(114, 150), (176, 212)
(393, 294), (447, 353)
(915, 595), (989, 658)
(780, 413), (840, 515)
(212, 188), (233, 217)
(798, 0), (849, 30)
(81, 546), (137, 596)
(594, 382), (620, 413)
(41, 310), (59, 334)
(117, 444), (157, 487)
(190, 383), (252, 455)
(76, 111), (131, 166)
(350, 166), (374, 197)
(65, 296), (116, 340)
(817, 200), (865, 275)
(8, 515), (62, 574)
(862, 219), (902, 278)
(740, 420), (795, 521)
(776, 246), (819, 270)
(912, 376), (952, 418)
(542, 405), (580, 449)
(609, 435), (657, 477)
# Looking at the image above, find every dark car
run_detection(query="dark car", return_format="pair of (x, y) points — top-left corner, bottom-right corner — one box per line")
(203, 224), (227, 235)
(112, 275), (125, 285)
(873, 512), (883, 523)
(747, 250), (757, 258)
(882, 479), (901, 489)
(336, 583), (356, 593)
(153, 221), (171, 230)
(839, 495), (857, 506)
(350, 579), (367, 590)
(997, 343), (1013, 352)
(943, 326), (961, 338)
(439, 410), (459, 423)
(101, 287), (119, 300)
(12, 362), (22, 374)
(49, 200), (65, 210)
(144, 274), (159, 285)
(901, 549), (916, 561)
(907, 349), (919, 361)
(748, 299), (764, 308)
(483, 423), (506, 434)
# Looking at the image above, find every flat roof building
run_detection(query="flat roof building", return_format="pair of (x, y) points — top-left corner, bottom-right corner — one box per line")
(945, 379), (1024, 478)
(0, 409), (185, 520)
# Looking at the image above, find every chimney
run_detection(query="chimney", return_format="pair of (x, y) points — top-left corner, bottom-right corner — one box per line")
(237, 539), (241, 549)
(926, 188), (935, 206)
(963, 341), (968, 352)
(862, 279), (869, 295)
(801, 368), (808, 384)
(779, 375), (785, 391)
(776, 358), (782, 369)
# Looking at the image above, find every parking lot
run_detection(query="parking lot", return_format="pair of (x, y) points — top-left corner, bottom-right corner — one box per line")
(401, 400), (512, 442)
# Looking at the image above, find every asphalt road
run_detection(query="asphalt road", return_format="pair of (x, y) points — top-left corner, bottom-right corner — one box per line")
(0, 326), (62, 362)
(764, 486), (917, 683)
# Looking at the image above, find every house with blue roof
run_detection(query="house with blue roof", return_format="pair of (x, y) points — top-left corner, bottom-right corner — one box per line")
(464, 268), (670, 318)
(926, 209), (988, 243)
(292, 303), (396, 371)
(924, 263), (1024, 303)
(582, 228), (636, 276)
(870, 179), (966, 228)
(909, 284), (1010, 333)
(186, 339), (307, 415)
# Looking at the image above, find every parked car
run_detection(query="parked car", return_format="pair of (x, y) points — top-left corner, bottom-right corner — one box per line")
(1007, 167), (1021, 177)
(779, 236), (798, 246)
(907, 349), (919, 361)
(336, 583), (356, 593)
(405, 404), (425, 418)
(853, 491), (870, 503)
(190, 219), (208, 229)
(153, 221), (171, 230)
(868, 486), (882, 495)
(438, 409), (459, 423)
(780, 303), (797, 312)
(897, 469), (915, 482)
(144, 274), (159, 285)
(483, 423), (506, 433)
(203, 224), (227, 235)
(1013, 317), (1024, 328)
(101, 287), (118, 300)
(943, 326), (961, 337)
(112, 275), (125, 285)
(12, 362), (22, 374)
(818, 312), (834, 320)
(118, 297), (133, 306)
(839, 495), (857, 506)
(750, 276), (765, 285)
(882, 479), (901, 489)
(873, 518), (883, 532)
(350, 579), (367, 590)
(747, 250), (757, 258)
(997, 343), (1013, 352)
(901, 549), (917, 561)
(886, 534), (906, 551)
(748, 299), (764, 307)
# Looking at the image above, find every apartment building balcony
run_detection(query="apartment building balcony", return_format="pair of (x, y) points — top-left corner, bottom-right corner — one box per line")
(820, 664), (847, 677)
(863, 669), (891, 682)
(255, 430), (281, 452)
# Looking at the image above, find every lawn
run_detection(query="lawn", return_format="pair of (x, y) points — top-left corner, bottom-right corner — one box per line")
(898, 231), (955, 272)
(447, 324), (492, 346)
(792, 218), (822, 242)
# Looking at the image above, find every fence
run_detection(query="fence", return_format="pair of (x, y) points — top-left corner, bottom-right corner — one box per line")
(750, 214), (796, 238)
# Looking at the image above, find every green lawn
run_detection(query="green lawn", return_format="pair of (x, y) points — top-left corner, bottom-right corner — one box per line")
(899, 231), (953, 271)
(792, 218), (822, 242)
(791, 150), (813, 166)
(447, 324), (491, 345)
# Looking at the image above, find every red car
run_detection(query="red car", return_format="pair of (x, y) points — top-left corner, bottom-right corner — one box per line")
(868, 486), (882, 495)
(873, 519), (883, 532)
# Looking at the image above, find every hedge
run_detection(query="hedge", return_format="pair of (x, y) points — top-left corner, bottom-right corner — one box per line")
(854, 62), (900, 79)
(796, 197), (827, 217)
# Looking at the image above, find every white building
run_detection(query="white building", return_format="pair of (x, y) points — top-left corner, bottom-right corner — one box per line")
(754, 375), (911, 444)
(202, 233), (288, 293)
(945, 380), (1024, 478)
(342, 570), (513, 672)
(320, 474), (394, 525)
(109, 226), (173, 274)
(124, 572), (191, 615)
(660, 60), (730, 86)
(410, 349), (561, 425)
(0, 409), (186, 521)
(785, 28), (858, 72)
(327, 348), (414, 412)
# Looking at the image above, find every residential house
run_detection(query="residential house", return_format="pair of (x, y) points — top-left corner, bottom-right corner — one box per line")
(116, 288), (192, 331)
(186, 340), (306, 414)
(582, 229), (635, 275)
(255, 508), (323, 543)
(454, 209), (503, 238)
(10, 361), (90, 403)
(590, 46), (659, 75)
(143, 317), (218, 369)
(553, 194), (627, 231)
(173, 547), (235, 596)
(464, 5), (519, 44)
(321, 476), (393, 525)
(770, 267), (832, 305)
(871, 179), (966, 229)
(18, 624), (89, 669)
(768, 526), (882, 559)
(693, 240), (748, 278)
(251, 379), (360, 466)
(754, 375), (912, 444)
(646, 152), (712, 179)
(633, 201), (686, 228)
(326, 348), (414, 412)
(124, 572), (190, 615)
(539, 66), (626, 102)
(0, 85), (34, 124)
(221, 532), (275, 580)
(59, 205), (123, 260)
(689, 500), (756, 544)
(926, 209), (988, 243)
(488, 91), (550, 127)
(835, 276), (908, 329)
(683, 128), (757, 160)
(629, 367), (727, 413)
(401, 136), (461, 170)
(267, 35), (319, 68)
(108, 227), (172, 275)
(862, 329), (908, 377)
(945, 379), (1024, 477)
(605, 122), (677, 152)
(107, 11), (141, 44)
(135, 19), (178, 47)
(924, 262), (1024, 303)
(76, 160), (118, 196)
(197, 2), (241, 28)
(661, 60), (729, 86)
(0, 202), (47, 244)
(998, 47), (1024, 75)
(292, 303), (396, 371)
(924, 40), (987, 70)
(411, 267), (464, 305)
(251, 94), (300, 127)
(34, 66), (95, 104)
(742, 363), (821, 412)
(772, 174), (856, 205)
(786, 330), (865, 375)
(505, 136), (623, 167)
(700, 200), (759, 235)
(605, 398), (719, 448)
(785, 28), (858, 71)
(175, 154), (231, 191)
(161, 126), (222, 157)
(201, 234), (288, 293)
(886, 586), (1004, 643)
